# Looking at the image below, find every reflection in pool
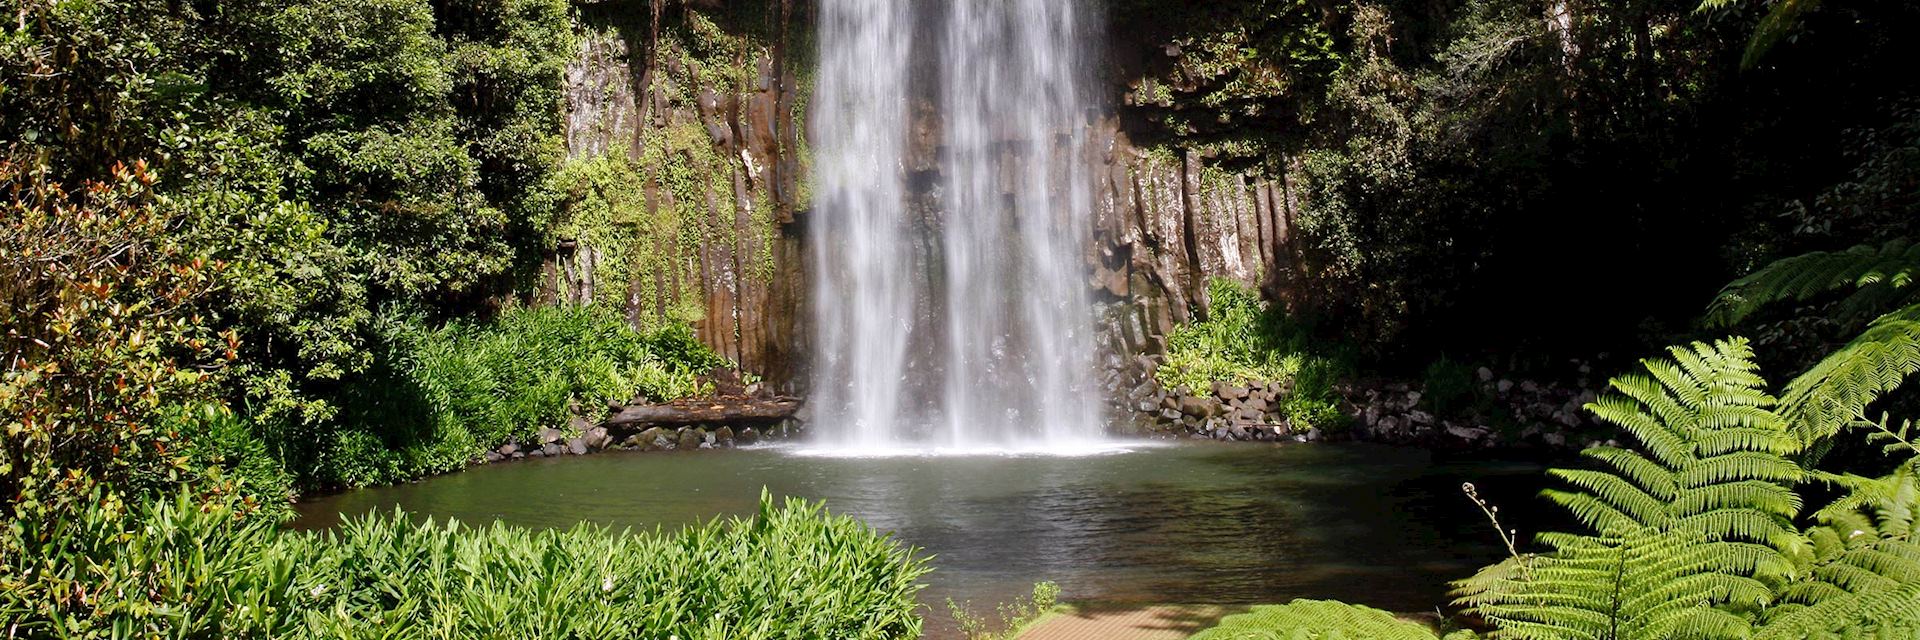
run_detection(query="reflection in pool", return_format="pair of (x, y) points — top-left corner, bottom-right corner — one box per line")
(295, 441), (1549, 622)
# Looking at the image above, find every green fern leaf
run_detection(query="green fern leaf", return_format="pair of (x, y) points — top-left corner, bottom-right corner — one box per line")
(1779, 303), (1920, 445)
(1707, 238), (1919, 328)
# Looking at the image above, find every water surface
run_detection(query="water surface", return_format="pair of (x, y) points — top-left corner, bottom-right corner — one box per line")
(296, 442), (1548, 622)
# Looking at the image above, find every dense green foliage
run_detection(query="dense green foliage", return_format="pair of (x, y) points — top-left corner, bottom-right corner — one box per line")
(1159, 279), (1349, 430)
(0, 490), (929, 638)
(309, 305), (726, 489)
(1118, 0), (1920, 362)
(0, 159), (239, 523)
(1709, 238), (1920, 447)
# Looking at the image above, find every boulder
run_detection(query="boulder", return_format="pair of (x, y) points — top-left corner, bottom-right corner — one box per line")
(677, 428), (704, 450)
(529, 448), (547, 458)
(1446, 425), (1490, 441)
(484, 451), (504, 463)
(511, 452), (525, 460)
(590, 426), (614, 449)
(1477, 366), (1494, 382)
(566, 437), (589, 456)
(540, 427), (564, 444)
(1177, 395), (1220, 418)
(1158, 408), (1184, 422)
(496, 443), (520, 456)
(714, 426), (735, 445)
(1242, 397), (1269, 413)
(637, 427), (668, 450)
(542, 443), (563, 456)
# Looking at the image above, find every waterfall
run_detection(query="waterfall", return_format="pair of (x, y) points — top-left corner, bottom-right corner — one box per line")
(810, 0), (1105, 451)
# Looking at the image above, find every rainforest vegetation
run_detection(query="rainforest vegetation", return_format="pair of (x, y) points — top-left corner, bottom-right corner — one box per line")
(4, 0), (1920, 637)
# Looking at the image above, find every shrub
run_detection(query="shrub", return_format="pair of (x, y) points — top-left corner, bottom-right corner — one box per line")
(0, 489), (931, 639)
(0, 159), (229, 522)
(1158, 278), (1350, 430)
(1420, 356), (1477, 416)
(308, 305), (726, 488)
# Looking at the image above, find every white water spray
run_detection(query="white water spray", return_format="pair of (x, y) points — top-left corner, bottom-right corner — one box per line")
(811, 0), (1103, 452)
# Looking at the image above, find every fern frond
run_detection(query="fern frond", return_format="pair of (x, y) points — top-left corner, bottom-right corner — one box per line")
(1460, 339), (1815, 639)
(1759, 465), (1920, 637)
(1780, 303), (1920, 445)
(1707, 238), (1918, 327)
(1454, 528), (1759, 640)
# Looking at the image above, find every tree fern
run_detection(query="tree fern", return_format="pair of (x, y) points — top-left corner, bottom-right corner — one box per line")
(1547, 338), (1806, 561)
(1187, 599), (1444, 640)
(1706, 239), (1918, 328)
(1454, 528), (1768, 640)
(1453, 339), (1804, 639)
(1778, 304), (1920, 446)
(1707, 239), (1920, 446)
(1755, 465), (1920, 639)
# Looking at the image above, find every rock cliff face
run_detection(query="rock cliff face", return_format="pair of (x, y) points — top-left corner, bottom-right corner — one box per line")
(552, 1), (1294, 390)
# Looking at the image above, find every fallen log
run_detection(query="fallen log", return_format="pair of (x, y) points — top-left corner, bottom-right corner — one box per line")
(602, 396), (802, 428)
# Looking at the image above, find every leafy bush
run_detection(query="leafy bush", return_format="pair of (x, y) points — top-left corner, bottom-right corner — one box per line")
(1420, 356), (1478, 416)
(166, 403), (298, 519)
(0, 159), (229, 522)
(0, 489), (930, 639)
(947, 581), (1062, 640)
(1159, 279), (1349, 430)
(306, 305), (725, 488)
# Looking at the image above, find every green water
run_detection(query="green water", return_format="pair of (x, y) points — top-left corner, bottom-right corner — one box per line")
(296, 441), (1547, 621)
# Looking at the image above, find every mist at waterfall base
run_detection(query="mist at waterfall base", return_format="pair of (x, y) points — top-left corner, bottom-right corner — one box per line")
(808, 0), (1111, 455)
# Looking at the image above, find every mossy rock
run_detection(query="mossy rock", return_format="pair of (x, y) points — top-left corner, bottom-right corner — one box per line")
(1188, 599), (1456, 640)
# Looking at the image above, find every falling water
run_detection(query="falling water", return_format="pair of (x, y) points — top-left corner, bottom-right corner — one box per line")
(811, 0), (1103, 451)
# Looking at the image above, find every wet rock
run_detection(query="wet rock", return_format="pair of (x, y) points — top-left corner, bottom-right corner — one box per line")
(540, 427), (564, 445)
(484, 451), (504, 463)
(737, 427), (760, 445)
(542, 443), (564, 456)
(566, 437), (589, 456)
(511, 452), (526, 460)
(714, 426), (734, 445)
(497, 443), (519, 456)
(529, 449), (547, 458)
(677, 428), (704, 450)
